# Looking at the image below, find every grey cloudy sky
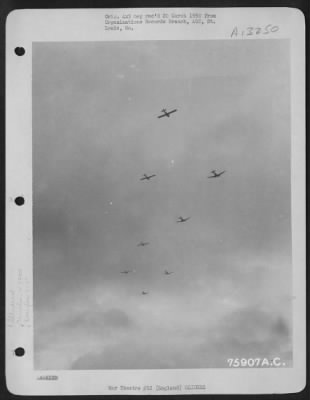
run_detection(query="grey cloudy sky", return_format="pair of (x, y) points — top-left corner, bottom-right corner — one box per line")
(33, 40), (292, 370)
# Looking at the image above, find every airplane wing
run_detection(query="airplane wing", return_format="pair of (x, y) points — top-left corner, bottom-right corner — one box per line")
(157, 114), (166, 119)
(168, 109), (177, 115)
(140, 177), (146, 180)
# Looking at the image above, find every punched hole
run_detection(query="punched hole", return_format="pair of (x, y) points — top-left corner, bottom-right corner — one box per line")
(14, 347), (25, 357)
(14, 47), (25, 56)
(14, 196), (25, 206)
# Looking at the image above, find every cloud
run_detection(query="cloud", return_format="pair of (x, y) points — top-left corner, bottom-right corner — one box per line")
(60, 307), (132, 333)
(36, 306), (132, 341)
(34, 305), (135, 369)
(70, 306), (291, 369)
(71, 342), (172, 369)
(195, 307), (292, 367)
(34, 249), (293, 370)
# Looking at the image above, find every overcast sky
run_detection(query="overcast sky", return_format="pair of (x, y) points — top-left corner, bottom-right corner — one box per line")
(33, 40), (292, 370)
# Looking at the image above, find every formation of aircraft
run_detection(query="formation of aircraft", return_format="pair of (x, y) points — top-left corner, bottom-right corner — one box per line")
(177, 216), (191, 223)
(157, 108), (178, 118)
(119, 107), (227, 295)
(208, 170), (225, 178)
(140, 173), (156, 181)
(137, 241), (149, 247)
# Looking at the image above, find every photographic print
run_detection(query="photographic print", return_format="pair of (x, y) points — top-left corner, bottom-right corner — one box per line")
(33, 39), (293, 371)
(6, 8), (305, 395)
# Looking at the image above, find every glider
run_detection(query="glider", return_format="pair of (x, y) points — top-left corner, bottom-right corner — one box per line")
(177, 216), (191, 223)
(208, 170), (225, 178)
(164, 270), (174, 275)
(137, 241), (150, 247)
(157, 108), (177, 118)
(140, 174), (156, 181)
(120, 269), (135, 274)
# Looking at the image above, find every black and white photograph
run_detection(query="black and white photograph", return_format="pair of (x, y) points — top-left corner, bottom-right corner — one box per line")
(6, 8), (306, 395)
(33, 39), (292, 370)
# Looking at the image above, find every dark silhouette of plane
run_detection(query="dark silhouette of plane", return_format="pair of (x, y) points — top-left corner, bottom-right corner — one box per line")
(120, 269), (135, 274)
(141, 291), (149, 295)
(137, 241), (149, 247)
(164, 270), (174, 275)
(208, 170), (225, 178)
(140, 174), (156, 181)
(177, 216), (191, 223)
(157, 108), (177, 118)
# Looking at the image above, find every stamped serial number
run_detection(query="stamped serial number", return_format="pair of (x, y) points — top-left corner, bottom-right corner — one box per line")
(37, 375), (58, 380)
(227, 357), (286, 368)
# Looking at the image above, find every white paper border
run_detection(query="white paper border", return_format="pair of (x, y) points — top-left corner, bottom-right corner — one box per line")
(6, 7), (306, 395)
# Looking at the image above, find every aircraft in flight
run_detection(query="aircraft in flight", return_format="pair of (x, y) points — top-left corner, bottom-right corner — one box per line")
(137, 241), (150, 247)
(120, 269), (135, 274)
(140, 173), (156, 181)
(164, 270), (174, 275)
(208, 170), (226, 178)
(141, 291), (149, 295)
(177, 216), (191, 223)
(157, 108), (178, 118)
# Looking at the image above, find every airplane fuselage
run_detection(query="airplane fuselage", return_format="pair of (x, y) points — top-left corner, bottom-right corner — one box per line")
(177, 217), (190, 223)
(208, 170), (225, 178)
(140, 174), (156, 181)
(158, 108), (177, 118)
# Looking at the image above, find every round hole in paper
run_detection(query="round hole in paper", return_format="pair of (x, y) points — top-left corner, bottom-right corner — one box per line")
(14, 347), (25, 357)
(14, 47), (25, 56)
(14, 196), (25, 206)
